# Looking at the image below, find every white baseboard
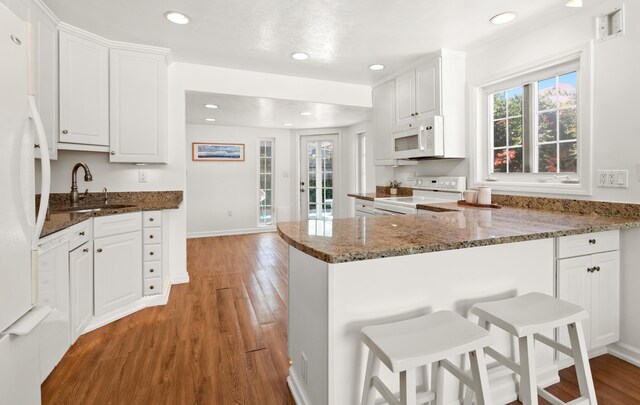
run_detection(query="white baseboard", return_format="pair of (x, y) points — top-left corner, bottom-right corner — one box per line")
(187, 227), (276, 238)
(608, 342), (640, 367)
(287, 366), (311, 405)
(170, 272), (190, 284)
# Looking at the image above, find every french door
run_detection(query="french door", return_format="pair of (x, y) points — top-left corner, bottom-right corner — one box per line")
(300, 134), (338, 220)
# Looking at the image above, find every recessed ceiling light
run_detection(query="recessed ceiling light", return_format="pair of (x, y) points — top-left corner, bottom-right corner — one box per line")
(291, 52), (309, 61)
(283, 123), (293, 126)
(204, 104), (219, 109)
(566, 0), (583, 7)
(299, 112), (311, 116)
(205, 118), (216, 122)
(369, 64), (385, 71)
(490, 12), (517, 25)
(164, 11), (190, 25)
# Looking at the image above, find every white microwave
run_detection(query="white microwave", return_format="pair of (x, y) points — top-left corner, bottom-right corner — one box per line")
(392, 116), (444, 159)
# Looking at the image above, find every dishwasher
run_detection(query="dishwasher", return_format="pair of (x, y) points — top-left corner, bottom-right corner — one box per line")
(36, 234), (70, 382)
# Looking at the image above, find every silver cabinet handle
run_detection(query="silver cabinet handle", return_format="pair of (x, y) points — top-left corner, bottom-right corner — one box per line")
(79, 231), (85, 236)
(110, 151), (115, 155)
(34, 144), (40, 149)
(83, 248), (89, 253)
(97, 248), (103, 253)
(589, 239), (596, 244)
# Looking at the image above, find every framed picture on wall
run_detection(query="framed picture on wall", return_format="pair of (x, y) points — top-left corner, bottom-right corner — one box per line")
(192, 142), (245, 161)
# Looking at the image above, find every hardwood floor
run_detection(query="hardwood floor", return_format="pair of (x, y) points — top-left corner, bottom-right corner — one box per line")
(42, 233), (640, 405)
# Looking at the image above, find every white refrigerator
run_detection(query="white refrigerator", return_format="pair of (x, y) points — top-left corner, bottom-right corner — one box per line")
(0, 2), (52, 404)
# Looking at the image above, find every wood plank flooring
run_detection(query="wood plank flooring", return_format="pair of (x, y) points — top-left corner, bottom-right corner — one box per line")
(42, 233), (640, 405)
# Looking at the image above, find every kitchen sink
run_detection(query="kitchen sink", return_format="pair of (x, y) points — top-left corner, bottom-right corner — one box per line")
(56, 204), (135, 213)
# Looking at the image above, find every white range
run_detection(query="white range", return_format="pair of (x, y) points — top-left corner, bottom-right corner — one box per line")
(373, 176), (465, 215)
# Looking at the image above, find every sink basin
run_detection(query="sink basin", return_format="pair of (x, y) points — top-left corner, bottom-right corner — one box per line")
(57, 204), (135, 213)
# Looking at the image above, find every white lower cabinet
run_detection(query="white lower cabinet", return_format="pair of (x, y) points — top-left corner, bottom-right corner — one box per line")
(142, 210), (163, 296)
(69, 241), (94, 344)
(557, 231), (620, 357)
(94, 230), (142, 317)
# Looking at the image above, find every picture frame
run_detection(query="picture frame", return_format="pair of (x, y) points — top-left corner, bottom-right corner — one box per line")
(192, 142), (245, 161)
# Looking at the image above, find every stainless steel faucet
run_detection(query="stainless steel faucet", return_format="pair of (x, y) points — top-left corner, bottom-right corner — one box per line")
(70, 162), (93, 207)
(103, 187), (109, 205)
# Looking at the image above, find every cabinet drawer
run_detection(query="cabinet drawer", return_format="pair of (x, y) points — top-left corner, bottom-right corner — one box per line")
(143, 244), (161, 262)
(144, 278), (161, 295)
(68, 220), (92, 251)
(94, 212), (141, 238)
(143, 228), (162, 245)
(354, 199), (375, 214)
(143, 211), (162, 227)
(557, 230), (619, 259)
(144, 261), (162, 279)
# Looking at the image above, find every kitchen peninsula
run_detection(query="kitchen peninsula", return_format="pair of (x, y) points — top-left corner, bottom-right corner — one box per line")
(278, 200), (640, 405)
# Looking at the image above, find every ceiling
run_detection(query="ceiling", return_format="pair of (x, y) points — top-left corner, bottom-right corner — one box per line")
(41, 0), (595, 85)
(186, 92), (372, 129)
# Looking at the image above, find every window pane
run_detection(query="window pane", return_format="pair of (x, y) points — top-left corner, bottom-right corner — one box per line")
(323, 157), (333, 172)
(265, 157), (272, 173)
(265, 190), (272, 205)
(559, 108), (577, 140)
(308, 175), (316, 188)
(507, 87), (523, 117)
(494, 119), (507, 147)
(260, 174), (266, 189)
(538, 144), (558, 173)
(308, 204), (317, 218)
(325, 188), (333, 201)
(493, 92), (506, 119)
(309, 187), (317, 204)
(264, 207), (272, 223)
(509, 148), (524, 173)
(559, 72), (577, 108)
(538, 112), (557, 142)
(559, 142), (578, 173)
(265, 175), (271, 190)
(508, 117), (523, 146)
(538, 77), (557, 111)
(323, 172), (333, 188)
(493, 149), (507, 173)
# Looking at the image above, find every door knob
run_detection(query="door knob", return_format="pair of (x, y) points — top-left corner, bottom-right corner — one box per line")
(300, 189), (305, 192)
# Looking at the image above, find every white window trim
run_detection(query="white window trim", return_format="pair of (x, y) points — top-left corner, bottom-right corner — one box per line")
(355, 131), (366, 194)
(469, 42), (593, 196)
(257, 138), (275, 228)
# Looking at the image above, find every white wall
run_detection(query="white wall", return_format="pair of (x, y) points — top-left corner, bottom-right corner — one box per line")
(186, 124), (291, 237)
(342, 120), (374, 217)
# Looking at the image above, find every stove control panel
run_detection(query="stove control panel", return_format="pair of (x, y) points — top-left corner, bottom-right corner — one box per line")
(412, 176), (466, 192)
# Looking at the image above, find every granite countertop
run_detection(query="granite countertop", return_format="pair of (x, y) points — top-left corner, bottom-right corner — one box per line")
(277, 202), (640, 263)
(41, 191), (183, 238)
(347, 192), (391, 201)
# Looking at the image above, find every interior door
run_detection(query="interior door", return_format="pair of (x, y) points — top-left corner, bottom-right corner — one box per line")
(300, 134), (338, 220)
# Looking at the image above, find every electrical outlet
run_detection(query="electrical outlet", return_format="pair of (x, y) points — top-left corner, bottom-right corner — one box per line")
(597, 170), (628, 188)
(301, 353), (308, 383)
(138, 170), (148, 183)
(227, 210), (233, 217)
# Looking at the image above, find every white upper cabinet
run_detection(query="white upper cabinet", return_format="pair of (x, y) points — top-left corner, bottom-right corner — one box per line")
(109, 49), (168, 163)
(393, 70), (416, 130)
(415, 57), (441, 118)
(29, 4), (59, 160)
(59, 30), (109, 146)
(373, 81), (395, 165)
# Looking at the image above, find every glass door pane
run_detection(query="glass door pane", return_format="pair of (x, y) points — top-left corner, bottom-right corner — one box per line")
(304, 138), (335, 220)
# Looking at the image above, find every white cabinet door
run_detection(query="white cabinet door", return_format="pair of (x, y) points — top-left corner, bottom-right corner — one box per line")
(29, 5), (59, 160)
(557, 255), (592, 353)
(94, 231), (142, 317)
(373, 81), (394, 164)
(590, 251), (620, 348)
(69, 241), (94, 344)
(393, 70), (416, 130)
(109, 49), (167, 163)
(415, 57), (441, 118)
(59, 31), (109, 146)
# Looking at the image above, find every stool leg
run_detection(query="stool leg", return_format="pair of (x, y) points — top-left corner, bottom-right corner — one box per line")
(361, 349), (381, 405)
(433, 362), (445, 405)
(518, 335), (538, 405)
(400, 368), (417, 405)
(469, 349), (492, 405)
(568, 322), (597, 404)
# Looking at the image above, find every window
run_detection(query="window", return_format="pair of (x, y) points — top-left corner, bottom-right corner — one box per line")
(356, 132), (366, 194)
(490, 71), (578, 174)
(258, 139), (274, 226)
(472, 46), (591, 195)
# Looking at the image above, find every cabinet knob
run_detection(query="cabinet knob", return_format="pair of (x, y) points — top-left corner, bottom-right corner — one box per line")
(149, 218), (155, 222)
(150, 269), (154, 273)
(595, 266), (601, 272)
(150, 285), (154, 290)
(97, 248), (103, 253)
(150, 251), (154, 256)
(587, 267), (593, 273)
(150, 235), (154, 239)
(79, 231), (85, 236)
(34, 144), (40, 149)
(83, 248), (89, 253)
(588, 239), (596, 244)
(110, 151), (115, 155)
(62, 130), (68, 134)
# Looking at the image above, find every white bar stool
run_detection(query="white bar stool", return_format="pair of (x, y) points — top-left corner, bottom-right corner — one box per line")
(470, 292), (597, 405)
(360, 310), (494, 405)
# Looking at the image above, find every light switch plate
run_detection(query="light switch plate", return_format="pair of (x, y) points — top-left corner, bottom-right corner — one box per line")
(138, 170), (148, 183)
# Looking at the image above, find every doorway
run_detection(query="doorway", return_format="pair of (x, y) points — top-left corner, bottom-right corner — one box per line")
(299, 134), (339, 220)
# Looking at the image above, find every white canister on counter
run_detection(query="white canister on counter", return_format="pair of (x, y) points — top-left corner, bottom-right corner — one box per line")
(477, 186), (492, 205)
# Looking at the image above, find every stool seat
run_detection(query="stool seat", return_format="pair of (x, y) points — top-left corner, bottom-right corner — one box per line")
(361, 310), (493, 372)
(470, 292), (588, 337)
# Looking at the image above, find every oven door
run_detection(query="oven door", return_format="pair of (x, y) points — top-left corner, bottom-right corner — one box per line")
(373, 201), (417, 215)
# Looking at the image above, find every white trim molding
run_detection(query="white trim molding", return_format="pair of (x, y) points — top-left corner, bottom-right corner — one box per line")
(287, 366), (311, 405)
(468, 42), (594, 196)
(608, 342), (640, 367)
(187, 227), (277, 239)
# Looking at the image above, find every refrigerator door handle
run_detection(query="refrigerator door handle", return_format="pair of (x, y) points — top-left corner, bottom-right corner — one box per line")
(28, 95), (50, 248)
